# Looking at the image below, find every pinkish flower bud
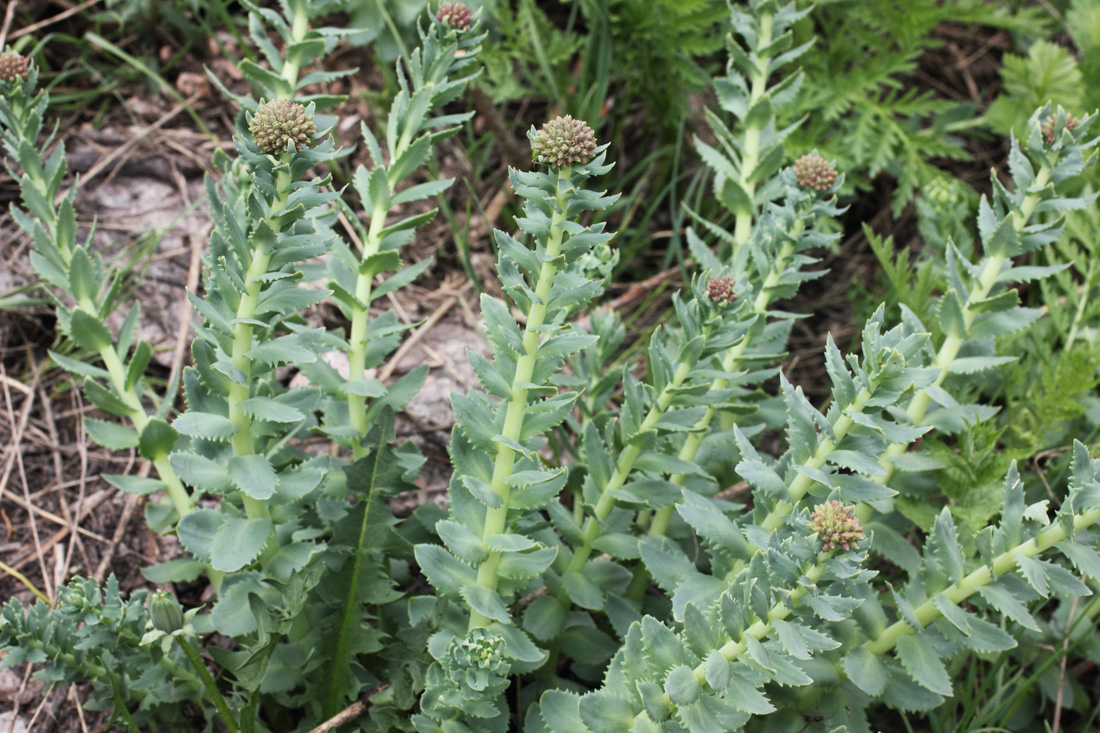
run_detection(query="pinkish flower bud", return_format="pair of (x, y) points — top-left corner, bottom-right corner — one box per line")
(249, 99), (316, 154)
(1041, 112), (1080, 145)
(0, 51), (28, 83)
(436, 2), (474, 31)
(531, 115), (598, 169)
(706, 276), (737, 306)
(794, 152), (838, 192)
(810, 501), (865, 552)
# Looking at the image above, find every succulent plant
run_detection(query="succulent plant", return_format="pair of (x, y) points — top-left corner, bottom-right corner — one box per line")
(445, 629), (510, 695)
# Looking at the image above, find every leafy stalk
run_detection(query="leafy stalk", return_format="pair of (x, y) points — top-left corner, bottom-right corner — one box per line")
(0, 56), (192, 517)
(415, 117), (616, 728)
(339, 16), (484, 459)
(471, 166), (574, 628)
(695, 0), (812, 251)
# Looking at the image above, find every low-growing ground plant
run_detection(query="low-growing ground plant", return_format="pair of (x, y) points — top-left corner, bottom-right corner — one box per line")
(2, 1), (1100, 732)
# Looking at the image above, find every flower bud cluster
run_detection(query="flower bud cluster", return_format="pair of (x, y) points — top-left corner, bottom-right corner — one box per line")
(249, 99), (316, 154)
(436, 2), (474, 31)
(1041, 112), (1080, 145)
(0, 51), (27, 83)
(706, 276), (737, 306)
(793, 152), (838, 191)
(810, 500), (865, 552)
(531, 115), (597, 169)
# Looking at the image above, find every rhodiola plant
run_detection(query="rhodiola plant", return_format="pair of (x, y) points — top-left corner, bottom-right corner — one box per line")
(0, 2), (487, 729)
(2, 2), (1100, 731)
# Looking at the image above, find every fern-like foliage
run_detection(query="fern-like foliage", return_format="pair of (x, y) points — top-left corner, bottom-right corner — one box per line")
(791, 0), (1047, 213)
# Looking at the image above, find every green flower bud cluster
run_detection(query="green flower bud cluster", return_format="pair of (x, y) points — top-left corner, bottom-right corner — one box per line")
(531, 114), (597, 169)
(445, 629), (510, 695)
(793, 151), (838, 192)
(809, 500), (865, 552)
(436, 2), (474, 31)
(0, 51), (27, 83)
(248, 98), (316, 154)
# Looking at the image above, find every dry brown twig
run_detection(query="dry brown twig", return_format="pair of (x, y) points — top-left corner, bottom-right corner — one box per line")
(306, 684), (390, 733)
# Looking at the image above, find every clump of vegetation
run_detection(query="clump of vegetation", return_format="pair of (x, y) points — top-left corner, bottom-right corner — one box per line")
(1, 1), (1100, 731)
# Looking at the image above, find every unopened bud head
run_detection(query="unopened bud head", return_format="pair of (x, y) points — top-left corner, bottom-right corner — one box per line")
(150, 591), (184, 634)
(794, 152), (838, 192)
(1041, 112), (1080, 145)
(249, 99), (316, 154)
(531, 115), (598, 169)
(437, 2), (474, 31)
(810, 501), (865, 552)
(706, 276), (737, 306)
(0, 51), (27, 83)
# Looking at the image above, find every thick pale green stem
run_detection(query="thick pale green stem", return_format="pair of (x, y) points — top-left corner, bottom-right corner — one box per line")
(469, 168), (571, 630)
(879, 165), (1052, 476)
(95, 341), (191, 516)
(732, 13), (773, 248)
(558, 352), (701, 598)
(865, 507), (1100, 656)
(647, 230), (800, 538)
(226, 164), (293, 529)
(279, 2), (310, 92)
(346, 201), (389, 459)
(627, 234), (801, 600)
(639, 555), (831, 723)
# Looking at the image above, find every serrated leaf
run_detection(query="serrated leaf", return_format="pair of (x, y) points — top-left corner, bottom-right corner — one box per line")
(177, 508), (224, 561)
(210, 516), (272, 572)
(69, 309), (113, 352)
(125, 341), (153, 391)
(49, 351), (109, 380)
(139, 418), (179, 460)
(170, 451), (231, 493)
(523, 594), (568, 642)
(103, 473), (165, 496)
(562, 571), (604, 610)
(664, 665), (701, 706)
(228, 454), (277, 500)
(238, 397), (305, 423)
(83, 418), (139, 450)
(497, 546), (557, 579)
(173, 412), (239, 442)
(896, 634), (952, 696)
(461, 585), (510, 623)
(436, 519), (486, 565)
(414, 544), (476, 595)
(83, 379), (135, 417)
(725, 667), (775, 714)
(141, 558), (205, 583)
(843, 646), (886, 697)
